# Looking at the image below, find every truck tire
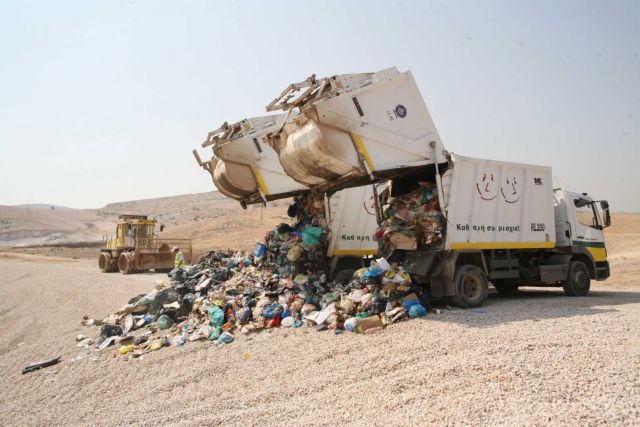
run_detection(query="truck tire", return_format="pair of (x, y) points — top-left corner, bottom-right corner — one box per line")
(333, 269), (355, 285)
(562, 260), (590, 296)
(450, 265), (488, 308)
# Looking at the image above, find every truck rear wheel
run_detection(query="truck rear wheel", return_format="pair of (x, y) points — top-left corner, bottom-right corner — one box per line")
(451, 265), (488, 308)
(562, 260), (590, 296)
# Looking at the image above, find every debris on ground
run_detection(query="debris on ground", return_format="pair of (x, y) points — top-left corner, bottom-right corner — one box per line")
(78, 244), (431, 356)
(22, 356), (61, 374)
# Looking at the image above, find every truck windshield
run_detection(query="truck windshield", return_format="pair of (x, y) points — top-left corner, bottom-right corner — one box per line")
(574, 199), (599, 229)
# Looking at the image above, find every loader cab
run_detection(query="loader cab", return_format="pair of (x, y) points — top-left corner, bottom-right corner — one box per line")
(115, 215), (155, 248)
(553, 189), (610, 263)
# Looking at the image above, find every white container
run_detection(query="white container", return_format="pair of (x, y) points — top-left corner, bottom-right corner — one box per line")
(266, 67), (448, 190)
(326, 184), (383, 257)
(196, 115), (307, 205)
(443, 155), (555, 249)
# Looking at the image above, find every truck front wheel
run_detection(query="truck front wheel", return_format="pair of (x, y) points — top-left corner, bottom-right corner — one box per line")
(451, 265), (488, 308)
(562, 261), (590, 297)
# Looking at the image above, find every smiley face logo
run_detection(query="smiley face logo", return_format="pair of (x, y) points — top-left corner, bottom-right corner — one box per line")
(501, 176), (520, 203)
(476, 172), (497, 200)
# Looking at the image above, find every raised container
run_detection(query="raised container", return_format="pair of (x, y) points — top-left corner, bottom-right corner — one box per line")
(265, 67), (449, 192)
(194, 115), (308, 206)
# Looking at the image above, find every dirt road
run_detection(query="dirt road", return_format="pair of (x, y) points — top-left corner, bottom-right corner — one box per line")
(0, 253), (639, 426)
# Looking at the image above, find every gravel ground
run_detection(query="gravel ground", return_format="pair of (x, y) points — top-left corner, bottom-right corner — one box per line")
(0, 252), (639, 426)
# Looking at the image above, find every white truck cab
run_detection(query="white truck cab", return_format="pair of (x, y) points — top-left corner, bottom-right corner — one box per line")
(553, 188), (611, 280)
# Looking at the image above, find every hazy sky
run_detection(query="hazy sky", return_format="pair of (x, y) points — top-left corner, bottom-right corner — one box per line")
(1, 0), (638, 211)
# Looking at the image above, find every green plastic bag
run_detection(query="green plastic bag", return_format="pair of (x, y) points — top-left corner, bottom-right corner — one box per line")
(208, 306), (225, 327)
(157, 314), (174, 330)
(302, 227), (323, 246)
(208, 326), (223, 341)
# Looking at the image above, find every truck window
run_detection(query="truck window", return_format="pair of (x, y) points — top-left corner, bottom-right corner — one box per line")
(574, 200), (599, 229)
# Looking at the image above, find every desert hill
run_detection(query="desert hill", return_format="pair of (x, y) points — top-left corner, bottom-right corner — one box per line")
(0, 191), (291, 253)
(0, 205), (116, 246)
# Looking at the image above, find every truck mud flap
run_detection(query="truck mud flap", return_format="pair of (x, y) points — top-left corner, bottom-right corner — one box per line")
(402, 251), (439, 277)
(429, 252), (458, 298)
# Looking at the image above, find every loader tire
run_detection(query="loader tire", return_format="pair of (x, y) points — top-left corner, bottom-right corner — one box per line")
(333, 269), (355, 285)
(118, 252), (134, 274)
(450, 265), (488, 308)
(99, 252), (112, 273)
(562, 260), (590, 297)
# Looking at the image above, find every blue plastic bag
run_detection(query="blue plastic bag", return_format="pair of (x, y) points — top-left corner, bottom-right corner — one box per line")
(403, 300), (421, 311)
(408, 304), (427, 318)
(253, 243), (267, 257)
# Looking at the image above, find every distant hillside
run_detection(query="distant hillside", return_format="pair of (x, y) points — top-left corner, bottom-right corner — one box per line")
(13, 204), (74, 210)
(0, 205), (117, 246)
(0, 191), (291, 251)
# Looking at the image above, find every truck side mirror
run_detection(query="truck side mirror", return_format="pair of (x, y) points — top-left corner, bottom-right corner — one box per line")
(601, 201), (611, 228)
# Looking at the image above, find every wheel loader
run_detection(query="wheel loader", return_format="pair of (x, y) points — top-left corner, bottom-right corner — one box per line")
(98, 215), (192, 274)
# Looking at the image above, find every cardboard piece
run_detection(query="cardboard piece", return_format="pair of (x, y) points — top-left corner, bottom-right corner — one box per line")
(356, 315), (383, 333)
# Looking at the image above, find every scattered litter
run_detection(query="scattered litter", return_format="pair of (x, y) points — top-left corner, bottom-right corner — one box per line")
(22, 356), (61, 374)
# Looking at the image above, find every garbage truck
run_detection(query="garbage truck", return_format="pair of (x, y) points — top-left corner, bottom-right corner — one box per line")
(260, 66), (611, 307)
(195, 66), (611, 307)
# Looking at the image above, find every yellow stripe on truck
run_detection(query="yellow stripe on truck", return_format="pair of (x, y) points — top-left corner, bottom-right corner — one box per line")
(251, 166), (269, 196)
(332, 249), (379, 256)
(586, 247), (607, 262)
(450, 241), (556, 250)
(351, 133), (375, 172)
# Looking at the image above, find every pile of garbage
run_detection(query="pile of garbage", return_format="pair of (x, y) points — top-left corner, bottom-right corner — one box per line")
(77, 250), (430, 357)
(258, 191), (328, 277)
(375, 182), (444, 253)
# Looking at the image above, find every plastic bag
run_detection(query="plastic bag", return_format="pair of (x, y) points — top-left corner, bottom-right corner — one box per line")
(208, 306), (225, 327)
(216, 332), (234, 344)
(253, 243), (266, 257)
(157, 314), (174, 330)
(287, 246), (303, 262)
(302, 227), (323, 246)
(408, 304), (427, 318)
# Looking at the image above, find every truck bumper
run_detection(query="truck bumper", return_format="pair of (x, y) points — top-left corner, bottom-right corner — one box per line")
(595, 261), (610, 281)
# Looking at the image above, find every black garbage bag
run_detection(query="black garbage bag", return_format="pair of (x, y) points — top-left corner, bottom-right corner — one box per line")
(177, 293), (197, 318)
(157, 307), (178, 320)
(101, 324), (123, 338)
(276, 223), (294, 234)
(148, 288), (180, 315)
(237, 307), (252, 324)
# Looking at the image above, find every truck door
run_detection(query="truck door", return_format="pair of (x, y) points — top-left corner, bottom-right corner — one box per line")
(569, 194), (606, 262)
